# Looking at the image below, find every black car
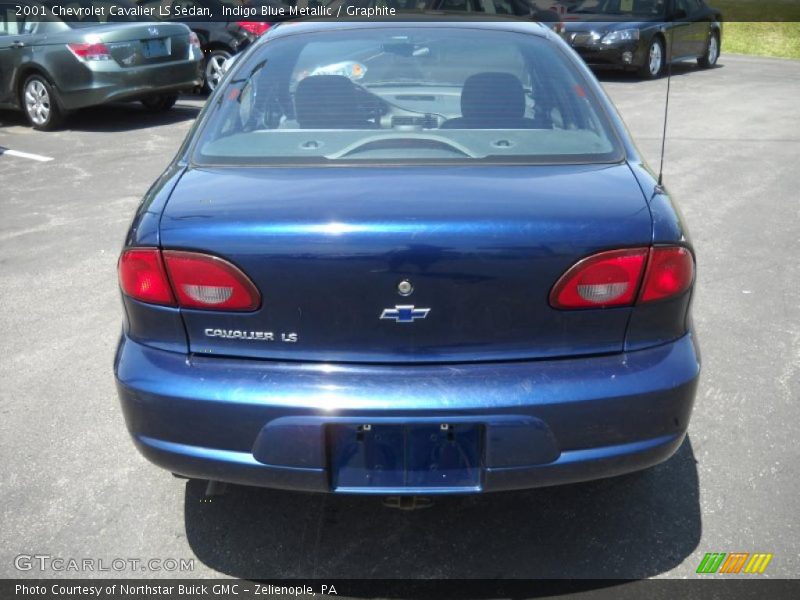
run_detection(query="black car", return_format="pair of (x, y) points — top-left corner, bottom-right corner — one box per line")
(561, 0), (722, 78)
(133, 0), (275, 90)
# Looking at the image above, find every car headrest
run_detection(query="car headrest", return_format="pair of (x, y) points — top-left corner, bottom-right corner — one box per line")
(295, 75), (364, 129)
(460, 72), (525, 120)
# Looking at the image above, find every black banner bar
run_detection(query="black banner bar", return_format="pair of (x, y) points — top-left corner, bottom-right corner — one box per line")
(3, 579), (800, 600)
(12, 0), (800, 22)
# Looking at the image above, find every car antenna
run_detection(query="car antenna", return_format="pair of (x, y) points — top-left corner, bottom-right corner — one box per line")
(657, 37), (674, 188)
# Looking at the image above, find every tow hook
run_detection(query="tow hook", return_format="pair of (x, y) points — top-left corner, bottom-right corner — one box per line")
(383, 496), (434, 510)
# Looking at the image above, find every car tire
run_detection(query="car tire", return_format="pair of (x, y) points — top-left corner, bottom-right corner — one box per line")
(21, 74), (64, 131)
(698, 31), (720, 68)
(204, 49), (232, 93)
(638, 37), (665, 79)
(141, 95), (178, 111)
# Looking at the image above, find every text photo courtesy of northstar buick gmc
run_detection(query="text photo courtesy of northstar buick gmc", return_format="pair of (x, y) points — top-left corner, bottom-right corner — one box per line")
(115, 21), (700, 495)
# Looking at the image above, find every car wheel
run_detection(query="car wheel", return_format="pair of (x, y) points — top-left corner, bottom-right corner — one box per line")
(204, 49), (232, 93)
(21, 74), (64, 131)
(698, 31), (720, 68)
(638, 37), (665, 79)
(141, 94), (178, 111)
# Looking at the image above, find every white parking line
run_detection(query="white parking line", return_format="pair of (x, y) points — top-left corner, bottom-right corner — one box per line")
(0, 147), (54, 162)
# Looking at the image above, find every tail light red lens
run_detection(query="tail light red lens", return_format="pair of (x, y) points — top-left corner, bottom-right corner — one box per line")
(550, 246), (694, 309)
(118, 249), (260, 311)
(162, 251), (260, 311)
(550, 248), (648, 309)
(237, 21), (270, 36)
(118, 249), (175, 306)
(639, 246), (694, 302)
(67, 42), (112, 61)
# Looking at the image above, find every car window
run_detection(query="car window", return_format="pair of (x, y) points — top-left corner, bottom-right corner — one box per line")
(0, 5), (23, 35)
(481, 0), (516, 15)
(0, 4), (63, 35)
(193, 27), (622, 166)
(22, 13), (63, 34)
(52, 0), (147, 24)
(435, 0), (518, 14)
(676, 0), (700, 15)
(570, 0), (666, 16)
(437, 0), (473, 11)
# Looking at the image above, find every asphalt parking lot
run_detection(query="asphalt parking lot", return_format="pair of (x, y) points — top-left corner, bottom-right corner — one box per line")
(1, 54), (798, 580)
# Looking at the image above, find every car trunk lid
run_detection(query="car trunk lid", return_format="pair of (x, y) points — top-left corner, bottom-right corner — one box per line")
(75, 23), (191, 66)
(160, 164), (652, 363)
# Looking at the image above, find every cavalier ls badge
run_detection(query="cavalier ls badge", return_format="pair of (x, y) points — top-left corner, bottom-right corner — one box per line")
(204, 329), (298, 342)
(380, 305), (430, 323)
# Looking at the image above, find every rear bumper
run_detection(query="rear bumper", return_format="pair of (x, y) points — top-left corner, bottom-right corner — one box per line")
(56, 57), (203, 110)
(115, 332), (700, 494)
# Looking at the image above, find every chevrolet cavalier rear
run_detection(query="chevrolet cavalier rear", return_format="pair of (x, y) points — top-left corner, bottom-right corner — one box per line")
(114, 21), (700, 495)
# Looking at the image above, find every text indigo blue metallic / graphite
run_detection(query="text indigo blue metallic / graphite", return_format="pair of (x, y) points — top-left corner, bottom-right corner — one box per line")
(114, 20), (700, 495)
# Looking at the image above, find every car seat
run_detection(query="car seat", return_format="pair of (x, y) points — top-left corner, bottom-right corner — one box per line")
(294, 75), (374, 129)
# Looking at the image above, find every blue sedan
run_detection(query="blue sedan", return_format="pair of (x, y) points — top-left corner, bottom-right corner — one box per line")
(114, 19), (700, 495)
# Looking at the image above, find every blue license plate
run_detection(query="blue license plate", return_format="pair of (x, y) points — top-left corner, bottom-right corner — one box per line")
(329, 422), (483, 491)
(142, 39), (169, 58)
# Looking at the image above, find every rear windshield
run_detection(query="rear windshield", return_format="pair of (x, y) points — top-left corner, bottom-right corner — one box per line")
(193, 27), (623, 166)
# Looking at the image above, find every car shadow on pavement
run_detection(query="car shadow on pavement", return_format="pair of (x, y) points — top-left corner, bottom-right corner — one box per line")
(596, 61), (724, 83)
(183, 436), (701, 581)
(0, 99), (201, 132)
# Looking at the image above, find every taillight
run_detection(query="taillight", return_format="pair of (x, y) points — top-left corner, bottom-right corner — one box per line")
(162, 250), (260, 311)
(550, 246), (694, 309)
(550, 248), (648, 309)
(639, 246), (694, 303)
(118, 249), (260, 311)
(67, 42), (112, 61)
(118, 249), (175, 306)
(188, 32), (202, 50)
(237, 21), (270, 36)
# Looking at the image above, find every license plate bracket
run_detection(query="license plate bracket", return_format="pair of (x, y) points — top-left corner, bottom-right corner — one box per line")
(142, 38), (169, 59)
(329, 422), (483, 491)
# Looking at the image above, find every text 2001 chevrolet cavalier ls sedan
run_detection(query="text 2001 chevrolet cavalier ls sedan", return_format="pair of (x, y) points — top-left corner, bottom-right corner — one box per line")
(115, 20), (700, 495)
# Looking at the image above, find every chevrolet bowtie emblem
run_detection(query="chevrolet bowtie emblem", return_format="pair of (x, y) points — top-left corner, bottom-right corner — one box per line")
(380, 305), (430, 323)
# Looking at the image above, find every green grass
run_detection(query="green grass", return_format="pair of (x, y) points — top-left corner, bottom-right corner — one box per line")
(711, 1), (800, 59)
(713, 0), (800, 21)
(723, 22), (800, 59)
